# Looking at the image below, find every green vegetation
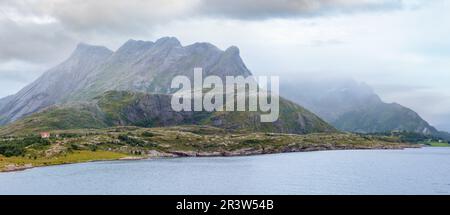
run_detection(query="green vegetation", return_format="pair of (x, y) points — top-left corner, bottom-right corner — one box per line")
(365, 131), (449, 146)
(96, 91), (139, 124)
(333, 103), (438, 135)
(0, 125), (416, 172)
(0, 91), (336, 137)
(0, 136), (49, 157)
(199, 97), (336, 134)
(141, 131), (156, 137)
(118, 134), (156, 147)
(0, 105), (107, 135)
(0, 151), (127, 172)
(421, 141), (450, 147)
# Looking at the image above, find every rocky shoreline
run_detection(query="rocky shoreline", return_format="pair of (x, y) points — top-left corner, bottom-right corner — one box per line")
(163, 143), (420, 157)
(1, 144), (421, 173)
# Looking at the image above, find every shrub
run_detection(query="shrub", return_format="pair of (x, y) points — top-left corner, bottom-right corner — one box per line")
(88, 144), (98, 152)
(60, 133), (81, 138)
(118, 135), (146, 147)
(0, 136), (50, 157)
(141, 131), (155, 137)
(241, 139), (261, 144)
(0, 144), (25, 157)
(69, 143), (81, 150)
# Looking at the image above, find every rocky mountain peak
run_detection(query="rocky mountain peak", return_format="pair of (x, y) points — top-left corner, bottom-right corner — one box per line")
(187, 42), (220, 52)
(154, 36), (182, 48)
(116, 39), (154, 54)
(225, 46), (240, 55)
(70, 43), (113, 59)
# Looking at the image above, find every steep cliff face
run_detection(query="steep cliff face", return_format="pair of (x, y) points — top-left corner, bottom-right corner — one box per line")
(0, 44), (113, 125)
(0, 91), (336, 135)
(68, 37), (252, 100)
(0, 37), (253, 125)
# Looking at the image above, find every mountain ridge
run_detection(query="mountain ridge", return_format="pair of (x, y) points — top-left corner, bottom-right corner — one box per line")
(0, 37), (251, 125)
(281, 77), (443, 136)
(0, 90), (336, 136)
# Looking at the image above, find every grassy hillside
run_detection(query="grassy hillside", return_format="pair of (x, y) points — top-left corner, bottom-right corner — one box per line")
(0, 105), (108, 135)
(0, 91), (336, 136)
(333, 103), (437, 134)
(205, 98), (333, 134)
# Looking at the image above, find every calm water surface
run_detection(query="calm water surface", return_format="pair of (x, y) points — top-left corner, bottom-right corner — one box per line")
(1, 147), (449, 194)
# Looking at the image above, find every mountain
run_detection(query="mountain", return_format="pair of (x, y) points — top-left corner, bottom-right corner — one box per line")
(333, 102), (438, 134)
(0, 91), (335, 136)
(0, 37), (251, 125)
(0, 43), (113, 125)
(69, 37), (252, 100)
(281, 77), (439, 135)
(0, 37), (335, 135)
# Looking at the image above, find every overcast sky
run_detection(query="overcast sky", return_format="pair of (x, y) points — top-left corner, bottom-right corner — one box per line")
(0, 0), (449, 131)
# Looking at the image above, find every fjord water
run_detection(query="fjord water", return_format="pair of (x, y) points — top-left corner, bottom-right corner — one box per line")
(1, 147), (449, 195)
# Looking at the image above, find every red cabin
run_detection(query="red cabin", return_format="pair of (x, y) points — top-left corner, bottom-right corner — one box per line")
(40, 132), (50, 139)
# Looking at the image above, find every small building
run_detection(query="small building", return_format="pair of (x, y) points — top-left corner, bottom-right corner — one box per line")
(40, 132), (50, 139)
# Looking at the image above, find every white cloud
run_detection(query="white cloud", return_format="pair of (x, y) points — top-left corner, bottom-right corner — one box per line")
(199, 0), (404, 19)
